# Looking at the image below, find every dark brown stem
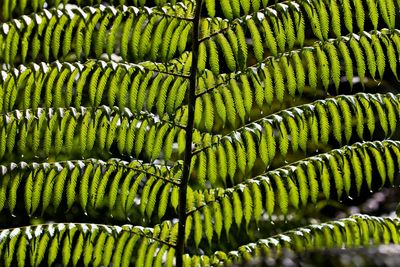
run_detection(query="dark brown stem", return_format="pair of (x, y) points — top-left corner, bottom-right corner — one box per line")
(175, 0), (202, 266)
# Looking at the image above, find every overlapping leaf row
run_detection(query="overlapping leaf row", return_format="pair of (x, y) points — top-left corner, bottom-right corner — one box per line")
(193, 29), (400, 132)
(190, 93), (400, 187)
(0, 0), (196, 22)
(183, 140), (400, 248)
(198, 0), (398, 75)
(203, 0), (397, 30)
(189, 215), (400, 266)
(0, 158), (182, 222)
(0, 3), (193, 66)
(0, 106), (187, 163)
(0, 222), (178, 267)
(0, 59), (191, 117)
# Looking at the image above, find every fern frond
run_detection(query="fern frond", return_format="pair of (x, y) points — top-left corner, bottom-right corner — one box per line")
(193, 215), (400, 265)
(0, 158), (181, 221)
(187, 140), (400, 243)
(0, 4), (192, 65)
(2, 0), (400, 266)
(193, 30), (400, 131)
(192, 93), (400, 186)
(188, 141), (400, 245)
(197, 0), (399, 74)
(0, 222), (176, 266)
(0, 0), (195, 22)
(0, 59), (190, 115)
(0, 107), (186, 162)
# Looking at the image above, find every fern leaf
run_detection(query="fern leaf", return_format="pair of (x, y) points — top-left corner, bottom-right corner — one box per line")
(193, 210), (203, 248)
(24, 171), (34, 215)
(353, 0), (366, 31)
(145, 179), (164, 218)
(230, 79), (246, 124)
(361, 146), (372, 192)
(307, 160), (319, 203)
(214, 91), (227, 125)
(317, 0), (330, 40)
(263, 178), (275, 217)
(212, 202), (223, 240)
(259, 127), (270, 166)
(324, 43), (340, 91)
(338, 41), (354, 87)
(296, 110), (309, 152)
(260, 17), (278, 56)
(316, 45), (330, 90)
(303, 49), (318, 90)
(372, 34), (386, 80)
(262, 65), (274, 106)
(288, 53), (304, 97)
(359, 95), (376, 137)
(137, 174), (156, 215)
(84, 11), (102, 58)
(243, 130), (256, 170)
(279, 57), (296, 98)
(231, 191), (242, 228)
(221, 0), (234, 20)
(120, 12), (135, 59)
(217, 34), (236, 71)
(286, 173), (299, 209)
(205, 0), (216, 17)
(206, 148), (217, 185)
(222, 196), (233, 238)
(366, 0), (379, 30)
(295, 164), (309, 207)
(246, 18), (263, 62)
(337, 98), (352, 143)
(271, 60), (285, 103)
(240, 186), (252, 231)
(360, 34), (377, 78)
(350, 36), (366, 84)
(17, 235), (27, 267)
(350, 148), (363, 195)
(203, 93), (214, 132)
(52, 16), (68, 59)
(71, 233), (84, 266)
(106, 12), (123, 56)
(234, 23), (248, 69)
(144, 125), (158, 160)
(369, 145), (386, 187)
(249, 70), (264, 109)
(327, 100), (342, 144)
(235, 138), (247, 176)
(273, 173), (289, 215)
(286, 112), (299, 152)
(315, 103), (329, 144)
(329, 154), (344, 199)
(251, 182), (263, 225)
(329, 0), (341, 37)
(208, 38), (220, 75)
(303, 2), (323, 40)
(342, 0), (353, 32)
(240, 74), (253, 115)
(197, 42), (207, 74)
